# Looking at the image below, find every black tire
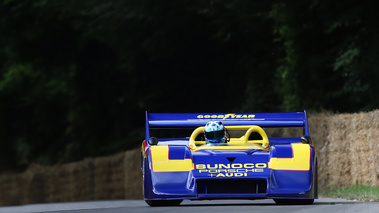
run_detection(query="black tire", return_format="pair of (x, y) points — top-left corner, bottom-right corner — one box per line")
(274, 199), (314, 205)
(145, 199), (183, 207)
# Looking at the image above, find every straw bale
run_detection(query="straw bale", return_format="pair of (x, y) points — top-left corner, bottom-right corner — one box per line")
(0, 151), (134, 206)
(0, 174), (24, 206)
(93, 152), (125, 200)
(309, 110), (379, 189)
(124, 148), (143, 199)
(58, 158), (96, 202)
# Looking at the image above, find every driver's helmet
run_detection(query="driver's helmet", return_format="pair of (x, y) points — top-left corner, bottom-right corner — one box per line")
(204, 121), (226, 143)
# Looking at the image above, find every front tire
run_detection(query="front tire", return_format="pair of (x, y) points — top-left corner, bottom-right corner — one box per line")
(274, 199), (314, 205)
(145, 199), (183, 207)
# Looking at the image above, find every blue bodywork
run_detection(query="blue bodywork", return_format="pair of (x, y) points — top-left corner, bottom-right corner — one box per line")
(142, 111), (317, 205)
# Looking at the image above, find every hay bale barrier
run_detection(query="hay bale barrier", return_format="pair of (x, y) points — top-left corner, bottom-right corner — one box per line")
(0, 110), (378, 206)
(0, 149), (143, 206)
(309, 110), (379, 189)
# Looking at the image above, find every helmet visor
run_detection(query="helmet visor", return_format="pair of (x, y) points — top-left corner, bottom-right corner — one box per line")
(205, 130), (224, 140)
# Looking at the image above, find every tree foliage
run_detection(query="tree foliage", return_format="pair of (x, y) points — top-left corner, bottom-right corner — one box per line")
(272, 0), (379, 111)
(0, 0), (378, 171)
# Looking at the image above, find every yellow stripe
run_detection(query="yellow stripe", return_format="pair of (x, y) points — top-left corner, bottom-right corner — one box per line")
(268, 143), (310, 171)
(150, 145), (194, 172)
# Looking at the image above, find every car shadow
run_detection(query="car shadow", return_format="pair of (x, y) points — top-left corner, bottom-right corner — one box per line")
(178, 200), (363, 207)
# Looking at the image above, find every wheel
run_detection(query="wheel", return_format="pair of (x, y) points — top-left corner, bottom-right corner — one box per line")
(274, 199), (314, 205)
(145, 199), (183, 207)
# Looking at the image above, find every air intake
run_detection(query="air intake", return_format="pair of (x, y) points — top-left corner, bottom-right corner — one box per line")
(197, 179), (267, 194)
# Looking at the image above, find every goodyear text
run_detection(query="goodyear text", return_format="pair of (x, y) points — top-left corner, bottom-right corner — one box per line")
(197, 113), (264, 120)
(197, 114), (259, 120)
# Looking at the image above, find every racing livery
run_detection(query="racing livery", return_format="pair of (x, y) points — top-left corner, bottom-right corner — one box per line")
(141, 111), (317, 206)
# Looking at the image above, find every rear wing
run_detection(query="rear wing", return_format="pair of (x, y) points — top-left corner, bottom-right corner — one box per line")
(145, 111), (310, 142)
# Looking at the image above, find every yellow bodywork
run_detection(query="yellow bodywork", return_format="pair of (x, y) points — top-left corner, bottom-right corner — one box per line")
(268, 143), (311, 171)
(150, 145), (194, 172)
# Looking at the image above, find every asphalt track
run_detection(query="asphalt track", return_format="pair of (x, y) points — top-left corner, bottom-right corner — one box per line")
(1, 198), (379, 213)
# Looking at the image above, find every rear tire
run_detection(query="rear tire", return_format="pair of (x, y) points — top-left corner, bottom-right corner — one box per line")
(145, 199), (183, 207)
(274, 199), (314, 205)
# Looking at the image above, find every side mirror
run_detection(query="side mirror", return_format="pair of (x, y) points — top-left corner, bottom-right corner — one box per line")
(148, 137), (159, 145)
(300, 135), (312, 144)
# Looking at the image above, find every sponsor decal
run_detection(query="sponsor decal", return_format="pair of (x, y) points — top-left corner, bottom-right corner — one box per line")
(195, 163), (267, 177)
(195, 114), (264, 120)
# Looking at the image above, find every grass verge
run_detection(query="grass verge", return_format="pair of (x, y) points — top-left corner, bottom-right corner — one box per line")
(320, 185), (379, 202)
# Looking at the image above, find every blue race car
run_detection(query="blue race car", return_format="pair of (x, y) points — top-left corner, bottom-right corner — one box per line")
(141, 111), (317, 206)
